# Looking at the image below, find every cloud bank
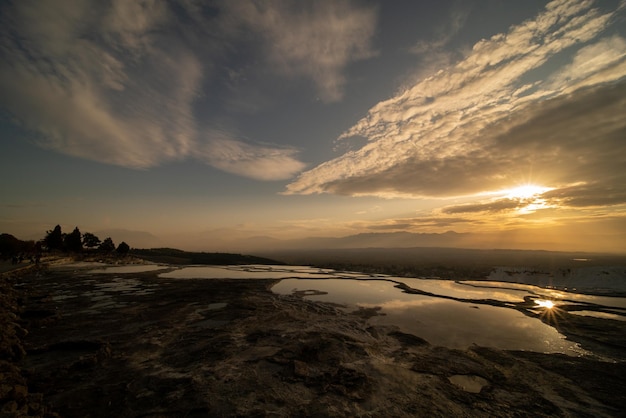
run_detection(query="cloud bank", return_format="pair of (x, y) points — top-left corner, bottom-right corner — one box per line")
(286, 0), (626, 205)
(0, 0), (376, 179)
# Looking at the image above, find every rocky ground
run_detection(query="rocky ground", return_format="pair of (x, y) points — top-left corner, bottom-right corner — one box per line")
(2, 260), (626, 417)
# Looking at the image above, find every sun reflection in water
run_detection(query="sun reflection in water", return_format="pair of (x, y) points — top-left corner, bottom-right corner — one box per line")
(534, 298), (566, 326)
(535, 299), (555, 309)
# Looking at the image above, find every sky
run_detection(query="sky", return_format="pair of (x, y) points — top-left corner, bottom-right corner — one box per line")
(1, 0), (626, 253)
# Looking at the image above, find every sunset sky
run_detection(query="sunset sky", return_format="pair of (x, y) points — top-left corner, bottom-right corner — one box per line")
(1, 0), (625, 253)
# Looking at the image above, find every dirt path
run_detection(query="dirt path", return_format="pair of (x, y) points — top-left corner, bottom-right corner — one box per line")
(3, 265), (626, 417)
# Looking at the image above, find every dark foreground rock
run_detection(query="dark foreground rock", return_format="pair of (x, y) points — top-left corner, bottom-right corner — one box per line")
(1, 264), (54, 417)
(3, 264), (626, 417)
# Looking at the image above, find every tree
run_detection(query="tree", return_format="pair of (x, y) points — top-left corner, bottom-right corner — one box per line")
(64, 227), (83, 252)
(116, 241), (130, 255)
(44, 225), (64, 251)
(82, 232), (101, 249)
(99, 237), (115, 253)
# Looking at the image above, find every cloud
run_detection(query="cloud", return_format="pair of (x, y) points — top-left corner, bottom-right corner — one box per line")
(442, 199), (527, 215)
(410, 6), (468, 55)
(360, 216), (476, 231)
(197, 134), (307, 181)
(286, 0), (626, 199)
(0, 0), (309, 179)
(219, 0), (378, 102)
(542, 182), (626, 208)
(408, 5), (470, 84)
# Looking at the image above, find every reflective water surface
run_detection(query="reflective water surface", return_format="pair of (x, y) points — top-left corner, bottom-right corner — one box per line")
(87, 264), (168, 274)
(271, 278), (588, 355)
(159, 265), (338, 279)
(154, 264), (626, 356)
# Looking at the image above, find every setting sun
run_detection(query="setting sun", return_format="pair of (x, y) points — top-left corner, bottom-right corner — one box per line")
(502, 185), (553, 200)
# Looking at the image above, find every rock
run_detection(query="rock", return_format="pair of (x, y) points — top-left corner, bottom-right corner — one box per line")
(11, 385), (28, 401)
(4, 264), (626, 417)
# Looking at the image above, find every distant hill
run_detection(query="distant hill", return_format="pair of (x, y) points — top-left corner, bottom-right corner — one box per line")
(131, 247), (283, 266)
(0, 233), (35, 257)
(227, 230), (619, 253)
(231, 231), (475, 252)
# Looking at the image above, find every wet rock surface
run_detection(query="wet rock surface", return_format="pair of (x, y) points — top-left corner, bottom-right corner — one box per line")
(3, 264), (626, 417)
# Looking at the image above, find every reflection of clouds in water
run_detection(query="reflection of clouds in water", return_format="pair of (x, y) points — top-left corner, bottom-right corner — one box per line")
(273, 277), (585, 354)
(460, 280), (626, 309)
(396, 278), (529, 302)
(358, 298), (443, 310)
(160, 265), (343, 279)
(88, 265), (168, 274)
(367, 299), (580, 354)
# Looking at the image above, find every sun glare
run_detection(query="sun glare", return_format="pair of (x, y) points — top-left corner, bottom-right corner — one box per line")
(535, 299), (555, 309)
(503, 185), (553, 199)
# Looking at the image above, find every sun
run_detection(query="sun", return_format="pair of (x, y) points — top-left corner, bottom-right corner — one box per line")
(502, 185), (553, 199)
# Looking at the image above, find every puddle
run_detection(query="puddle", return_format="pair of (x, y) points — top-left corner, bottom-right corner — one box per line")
(448, 375), (489, 393)
(159, 265), (364, 279)
(271, 278), (588, 355)
(461, 280), (626, 309)
(87, 265), (168, 274)
(397, 278), (531, 302)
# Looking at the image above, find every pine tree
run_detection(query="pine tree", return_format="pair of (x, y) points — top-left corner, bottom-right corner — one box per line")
(99, 237), (115, 253)
(64, 227), (83, 252)
(44, 225), (64, 251)
(116, 241), (130, 255)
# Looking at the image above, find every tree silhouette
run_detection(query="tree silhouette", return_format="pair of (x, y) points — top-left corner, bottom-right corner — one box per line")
(116, 241), (130, 255)
(99, 237), (115, 253)
(44, 225), (64, 251)
(64, 227), (83, 252)
(82, 232), (101, 249)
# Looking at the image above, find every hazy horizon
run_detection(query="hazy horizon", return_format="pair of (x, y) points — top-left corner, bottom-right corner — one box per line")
(5, 226), (626, 256)
(2, 0), (625, 254)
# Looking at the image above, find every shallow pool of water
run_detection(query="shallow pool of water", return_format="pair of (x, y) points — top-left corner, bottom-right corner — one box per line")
(159, 265), (349, 279)
(460, 280), (626, 309)
(271, 278), (588, 355)
(87, 264), (168, 274)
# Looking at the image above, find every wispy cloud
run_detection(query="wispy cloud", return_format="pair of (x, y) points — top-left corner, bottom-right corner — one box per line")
(442, 199), (528, 215)
(408, 5), (470, 85)
(221, 0), (378, 102)
(286, 0), (626, 202)
(357, 216), (477, 231)
(2, 0), (378, 179)
(197, 134), (306, 181)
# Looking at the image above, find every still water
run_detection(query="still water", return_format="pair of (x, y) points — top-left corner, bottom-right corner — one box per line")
(272, 278), (589, 355)
(157, 264), (626, 355)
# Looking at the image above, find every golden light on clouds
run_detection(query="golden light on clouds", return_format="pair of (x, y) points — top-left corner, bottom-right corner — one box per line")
(494, 184), (556, 214)
(499, 185), (554, 200)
